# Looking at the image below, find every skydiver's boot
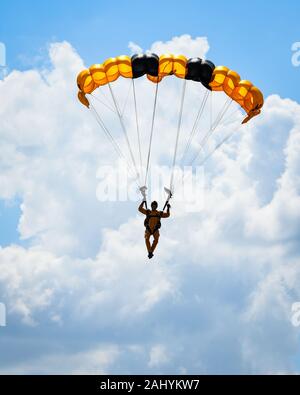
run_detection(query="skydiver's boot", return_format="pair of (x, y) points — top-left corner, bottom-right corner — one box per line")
(148, 251), (154, 259)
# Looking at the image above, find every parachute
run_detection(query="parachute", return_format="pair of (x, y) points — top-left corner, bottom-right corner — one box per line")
(76, 53), (263, 201)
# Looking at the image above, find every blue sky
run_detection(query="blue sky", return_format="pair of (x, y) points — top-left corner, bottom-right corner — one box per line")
(0, 0), (300, 374)
(1, 0), (299, 248)
(1, 0), (300, 101)
(0, 200), (21, 245)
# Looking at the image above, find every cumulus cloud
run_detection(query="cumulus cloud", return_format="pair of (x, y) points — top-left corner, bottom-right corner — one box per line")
(128, 41), (143, 55)
(129, 34), (209, 58)
(0, 344), (119, 374)
(148, 345), (170, 368)
(150, 34), (210, 58)
(0, 35), (300, 374)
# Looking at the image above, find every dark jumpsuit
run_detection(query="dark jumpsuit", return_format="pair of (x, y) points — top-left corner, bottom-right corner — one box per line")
(138, 205), (170, 253)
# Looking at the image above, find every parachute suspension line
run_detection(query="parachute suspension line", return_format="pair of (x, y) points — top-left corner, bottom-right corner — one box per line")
(90, 104), (123, 159)
(193, 106), (247, 168)
(132, 79), (143, 182)
(180, 89), (209, 165)
(221, 107), (243, 125)
(211, 97), (232, 130)
(172, 112), (241, 192)
(144, 81), (159, 188)
(170, 88), (208, 193)
(189, 97), (233, 165)
(108, 82), (141, 185)
(200, 106), (245, 165)
(98, 86), (116, 110)
(210, 90), (213, 131)
(173, 129), (238, 195)
(169, 79), (187, 193)
(89, 93), (116, 114)
(198, 132), (235, 167)
(89, 104), (139, 184)
(121, 80), (133, 117)
(192, 98), (233, 165)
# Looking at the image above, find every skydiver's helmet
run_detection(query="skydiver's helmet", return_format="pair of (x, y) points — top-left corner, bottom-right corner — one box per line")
(151, 201), (158, 210)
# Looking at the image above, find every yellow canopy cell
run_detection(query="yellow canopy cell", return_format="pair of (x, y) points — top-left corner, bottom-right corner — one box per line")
(117, 55), (133, 78)
(231, 80), (253, 106)
(89, 64), (108, 86)
(223, 70), (240, 97)
(173, 55), (188, 78)
(77, 69), (97, 94)
(103, 57), (120, 83)
(210, 66), (229, 91)
(158, 54), (175, 77)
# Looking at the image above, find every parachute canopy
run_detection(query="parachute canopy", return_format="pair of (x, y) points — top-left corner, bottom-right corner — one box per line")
(77, 53), (263, 124)
(76, 52), (264, 197)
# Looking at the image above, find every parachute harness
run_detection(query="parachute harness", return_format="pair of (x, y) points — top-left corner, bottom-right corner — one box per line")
(144, 211), (162, 235)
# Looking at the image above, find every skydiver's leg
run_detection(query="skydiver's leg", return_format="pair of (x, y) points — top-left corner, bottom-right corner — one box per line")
(151, 231), (160, 253)
(145, 231), (151, 253)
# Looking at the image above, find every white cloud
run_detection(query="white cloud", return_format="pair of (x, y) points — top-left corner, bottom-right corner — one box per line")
(0, 35), (300, 374)
(129, 34), (209, 58)
(148, 344), (170, 368)
(150, 34), (210, 58)
(0, 345), (119, 374)
(128, 41), (143, 55)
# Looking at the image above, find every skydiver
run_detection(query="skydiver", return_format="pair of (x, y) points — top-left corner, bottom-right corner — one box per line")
(138, 200), (171, 259)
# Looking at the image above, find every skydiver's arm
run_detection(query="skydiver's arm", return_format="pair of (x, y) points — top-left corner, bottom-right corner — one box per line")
(161, 205), (170, 218)
(138, 201), (147, 215)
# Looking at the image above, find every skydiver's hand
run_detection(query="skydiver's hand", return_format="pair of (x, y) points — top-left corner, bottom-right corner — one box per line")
(167, 204), (171, 210)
